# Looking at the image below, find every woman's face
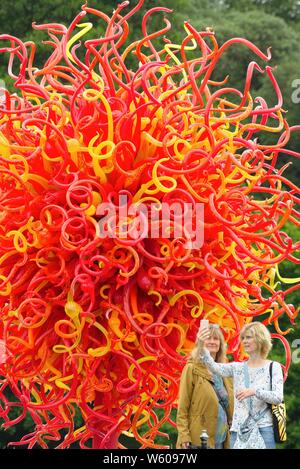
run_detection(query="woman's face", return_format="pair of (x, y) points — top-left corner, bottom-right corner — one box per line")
(241, 331), (258, 354)
(203, 333), (220, 357)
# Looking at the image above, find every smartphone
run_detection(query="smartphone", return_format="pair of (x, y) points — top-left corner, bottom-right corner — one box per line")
(200, 319), (209, 330)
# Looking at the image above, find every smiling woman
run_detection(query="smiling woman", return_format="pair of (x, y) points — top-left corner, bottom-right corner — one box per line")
(241, 323), (273, 360)
(176, 323), (234, 449)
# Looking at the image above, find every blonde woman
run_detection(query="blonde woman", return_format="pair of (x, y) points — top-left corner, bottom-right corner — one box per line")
(176, 324), (234, 449)
(197, 322), (284, 449)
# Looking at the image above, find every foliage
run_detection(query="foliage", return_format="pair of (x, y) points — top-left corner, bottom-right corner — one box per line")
(222, 0), (300, 23)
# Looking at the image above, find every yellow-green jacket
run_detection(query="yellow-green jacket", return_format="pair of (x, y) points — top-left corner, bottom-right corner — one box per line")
(176, 358), (234, 449)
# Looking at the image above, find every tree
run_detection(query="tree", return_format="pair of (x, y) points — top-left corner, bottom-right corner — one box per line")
(222, 0), (300, 22)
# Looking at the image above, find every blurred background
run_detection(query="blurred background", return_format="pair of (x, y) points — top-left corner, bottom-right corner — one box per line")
(0, 0), (299, 449)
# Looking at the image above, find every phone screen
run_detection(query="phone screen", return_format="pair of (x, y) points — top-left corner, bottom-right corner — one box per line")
(200, 319), (209, 330)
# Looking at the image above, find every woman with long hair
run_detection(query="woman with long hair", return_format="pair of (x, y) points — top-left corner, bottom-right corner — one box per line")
(176, 324), (234, 449)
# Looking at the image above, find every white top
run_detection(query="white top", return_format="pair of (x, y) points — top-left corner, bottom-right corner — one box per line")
(201, 349), (284, 432)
